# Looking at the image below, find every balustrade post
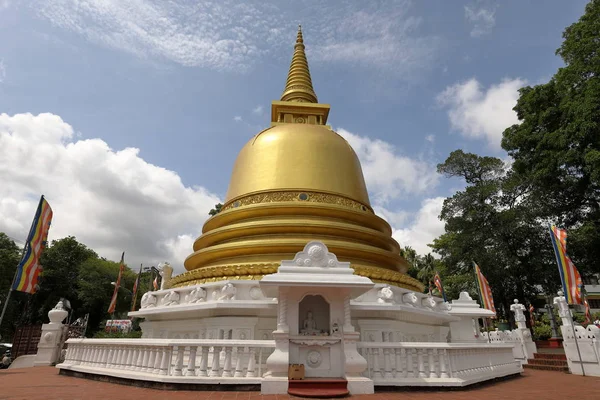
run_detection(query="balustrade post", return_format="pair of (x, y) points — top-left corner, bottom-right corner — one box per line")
(417, 349), (427, 378)
(429, 349), (437, 378)
(141, 347), (150, 372)
(246, 347), (257, 377)
(371, 348), (381, 379)
(101, 346), (109, 367)
(198, 346), (209, 377)
(106, 348), (114, 368)
(173, 346), (184, 376)
(126, 348), (135, 370)
(222, 346), (233, 377)
(186, 346), (197, 376)
(89, 345), (97, 366)
(209, 346), (222, 377)
(439, 349), (449, 378)
(80, 345), (88, 365)
(407, 348), (415, 377)
(135, 347), (144, 371)
(383, 348), (393, 378)
(153, 347), (162, 374)
(234, 347), (245, 377)
(159, 347), (170, 375)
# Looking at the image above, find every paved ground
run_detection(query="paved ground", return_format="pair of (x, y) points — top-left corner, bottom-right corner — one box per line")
(1, 367), (600, 400)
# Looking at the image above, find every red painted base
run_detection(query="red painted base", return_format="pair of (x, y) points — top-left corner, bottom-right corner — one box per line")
(288, 378), (349, 398)
(535, 338), (564, 349)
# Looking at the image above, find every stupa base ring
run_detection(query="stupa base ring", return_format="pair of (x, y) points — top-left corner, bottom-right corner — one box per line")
(170, 263), (424, 292)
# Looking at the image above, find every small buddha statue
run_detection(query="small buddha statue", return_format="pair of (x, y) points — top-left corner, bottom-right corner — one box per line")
(301, 310), (319, 335)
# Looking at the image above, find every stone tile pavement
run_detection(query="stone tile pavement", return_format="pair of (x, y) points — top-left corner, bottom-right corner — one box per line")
(1, 367), (600, 400)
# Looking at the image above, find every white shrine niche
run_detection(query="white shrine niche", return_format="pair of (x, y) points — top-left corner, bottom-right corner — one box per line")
(260, 241), (375, 395)
(299, 295), (330, 335)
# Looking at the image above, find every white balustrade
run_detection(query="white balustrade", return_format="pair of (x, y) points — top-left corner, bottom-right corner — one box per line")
(58, 338), (275, 383)
(358, 342), (521, 386)
(59, 338), (523, 387)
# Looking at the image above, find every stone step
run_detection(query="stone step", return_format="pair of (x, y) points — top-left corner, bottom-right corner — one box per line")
(528, 358), (569, 366)
(288, 378), (349, 398)
(523, 364), (569, 372)
(533, 352), (567, 360)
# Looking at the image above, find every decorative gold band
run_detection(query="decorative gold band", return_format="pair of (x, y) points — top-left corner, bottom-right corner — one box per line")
(170, 263), (424, 292)
(223, 191), (373, 214)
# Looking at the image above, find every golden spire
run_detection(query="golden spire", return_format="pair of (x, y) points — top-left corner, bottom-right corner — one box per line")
(280, 25), (318, 103)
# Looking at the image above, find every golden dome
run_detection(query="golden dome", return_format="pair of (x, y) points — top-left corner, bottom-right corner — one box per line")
(171, 26), (423, 292)
(225, 124), (371, 206)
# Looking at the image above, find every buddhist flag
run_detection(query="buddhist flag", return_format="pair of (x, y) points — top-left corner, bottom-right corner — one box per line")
(153, 276), (159, 290)
(12, 196), (53, 294)
(433, 271), (447, 302)
(108, 252), (125, 314)
(549, 225), (582, 304)
(473, 262), (496, 314)
(130, 264), (142, 312)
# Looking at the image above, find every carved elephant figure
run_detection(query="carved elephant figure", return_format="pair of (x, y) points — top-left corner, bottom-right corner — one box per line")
(422, 296), (437, 309)
(162, 290), (180, 306)
(141, 292), (157, 308)
(377, 286), (394, 304)
(217, 283), (237, 300)
(185, 287), (207, 304)
(402, 292), (419, 306)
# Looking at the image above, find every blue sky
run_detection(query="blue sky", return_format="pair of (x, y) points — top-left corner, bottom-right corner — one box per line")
(0, 0), (590, 271)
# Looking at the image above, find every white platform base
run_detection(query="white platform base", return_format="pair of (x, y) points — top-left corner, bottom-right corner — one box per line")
(346, 377), (374, 394)
(260, 377), (289, 394)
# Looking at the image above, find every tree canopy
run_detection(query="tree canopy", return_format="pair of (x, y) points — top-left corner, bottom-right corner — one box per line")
(0, 234), (148, 340)
(501, 0), (600, 274)
(425, 2), (600, 318)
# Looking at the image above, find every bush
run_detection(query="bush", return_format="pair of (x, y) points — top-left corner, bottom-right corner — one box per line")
(533, 323), (552, 341)
(92, 330), (143, 339)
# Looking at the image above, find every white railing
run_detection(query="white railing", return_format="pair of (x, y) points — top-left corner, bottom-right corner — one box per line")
(58, 338), (275, 382)
(357, 342), (521, 386)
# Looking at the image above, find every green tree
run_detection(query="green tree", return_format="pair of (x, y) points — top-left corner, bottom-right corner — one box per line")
(502, 0), (600, 274)
(400, 246), (419, 280)
(209, 203), (223, 216)
(431, 151), (558, 320)
(26, 237), (98, 324)
(77, 257), (138, 333)
(0, 233), (27, 340)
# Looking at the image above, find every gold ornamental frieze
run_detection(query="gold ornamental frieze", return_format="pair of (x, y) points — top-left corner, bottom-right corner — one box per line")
(222, 191), (373, 214)
(170, 262), (423, 292)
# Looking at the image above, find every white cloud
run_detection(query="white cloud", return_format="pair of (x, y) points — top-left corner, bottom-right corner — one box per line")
(309, 2), (440, 77)
(437, 77), (526, 150)
(390, 197), (445, 255)
(31, 1), (439, 78)
(465, 1), (498, 37)
(233, 116), (243, 122)
(336, 128), (439, 205)
(252, 105), (263, 115)
(0, 113), (220, 273)
(425, 134), (435, 143)
(32, 0), (280, 72)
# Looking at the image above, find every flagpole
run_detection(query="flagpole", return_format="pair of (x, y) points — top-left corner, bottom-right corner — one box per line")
(473, 261), (491, 343)
(567, 305), (586, 376)
(130, 263), (142, 313)
(0, 196), (44, 333)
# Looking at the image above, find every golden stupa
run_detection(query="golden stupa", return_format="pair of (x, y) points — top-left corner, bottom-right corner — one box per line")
(170, 26), (423, 292)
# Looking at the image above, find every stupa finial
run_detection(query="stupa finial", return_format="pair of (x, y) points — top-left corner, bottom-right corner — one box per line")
(280, 25), (318, 103)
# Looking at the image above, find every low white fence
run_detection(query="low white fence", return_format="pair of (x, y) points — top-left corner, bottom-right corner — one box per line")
(58, 338), (275, 383)
(357, 342), (521, 386)
(58, 338), (522, 387)
(561, 324), (600, 376)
